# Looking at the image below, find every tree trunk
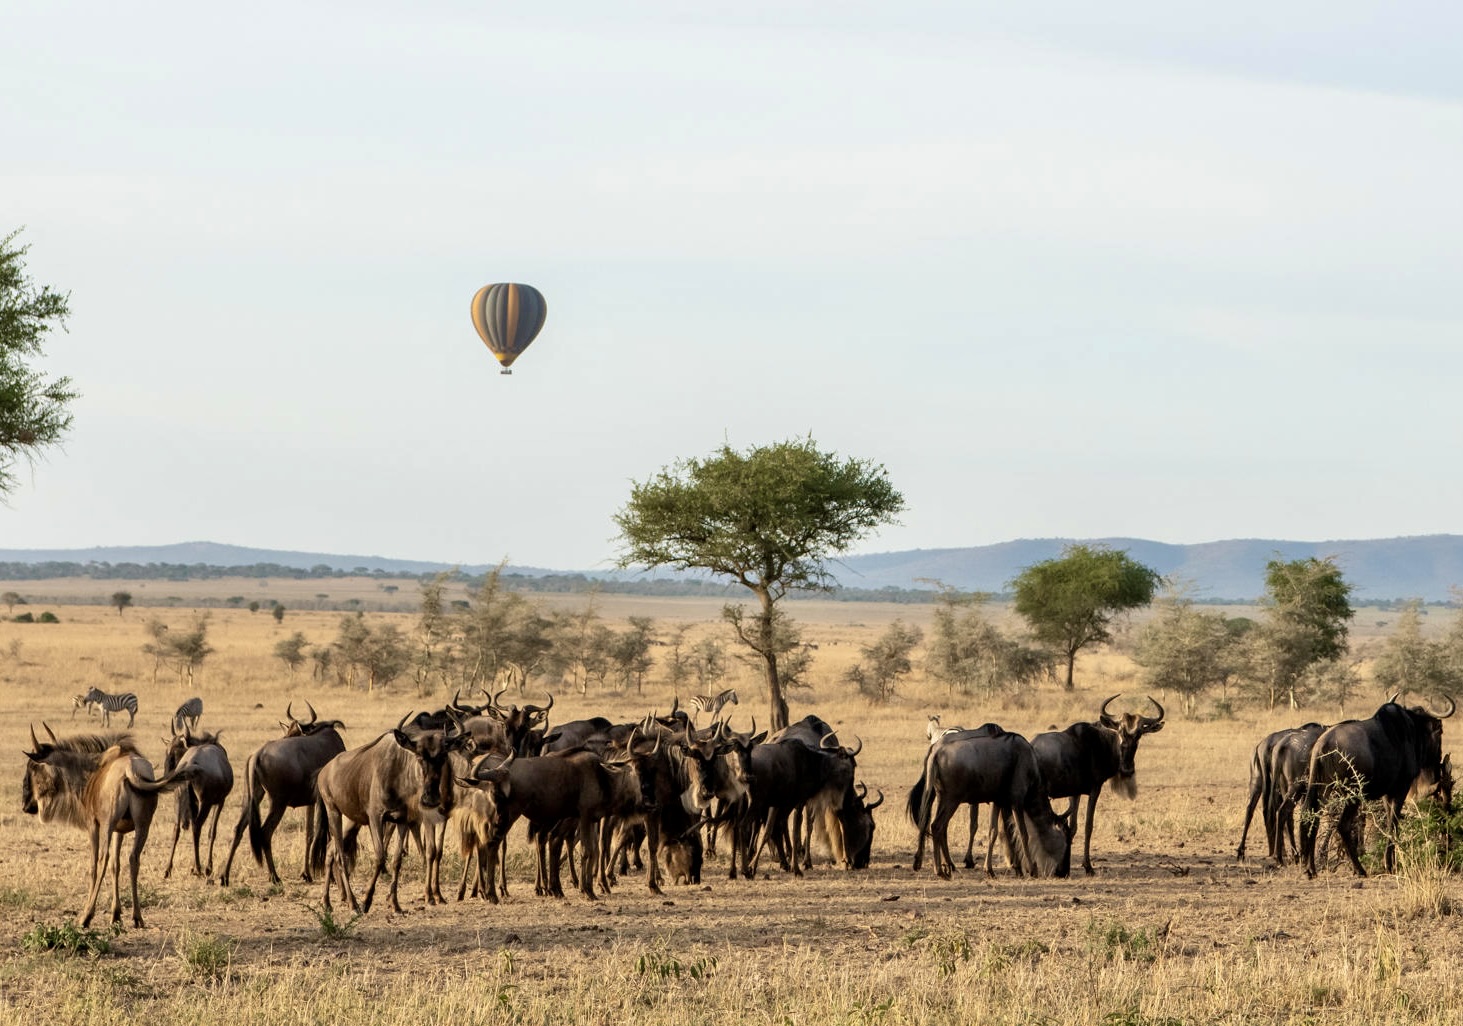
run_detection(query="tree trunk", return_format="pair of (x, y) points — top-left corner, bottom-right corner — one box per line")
(757, 588), (789, 732)
(1064, 650), (1076, 691)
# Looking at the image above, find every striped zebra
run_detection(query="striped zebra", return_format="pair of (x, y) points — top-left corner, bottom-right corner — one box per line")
(689, 688), (738, 721)
(172, 696), (203, 734)
(81, 686), (138, 728)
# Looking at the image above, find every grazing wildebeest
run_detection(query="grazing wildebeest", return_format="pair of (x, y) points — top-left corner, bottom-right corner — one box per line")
(172, 697), (204, 735)
(79, 687), (138, 728)
(914, 729), (1070, 879)
(316, 717), (465, 914)
(836, 782), (884, 869)
(1032, 694), (1165, 875)
(907, 723), (1006, 872)
(1300, 695), (1455, 877)
(139, 728), (235, 879)
(218, 702), (346, 887)
(21, 725), (160, 927)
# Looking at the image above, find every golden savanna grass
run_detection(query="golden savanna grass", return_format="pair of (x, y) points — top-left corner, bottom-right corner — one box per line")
(0, 585), (1458, 1025)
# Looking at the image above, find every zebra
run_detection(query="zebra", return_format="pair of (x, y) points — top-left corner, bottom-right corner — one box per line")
(172, 697), (204, 734)
(689, 688), (738, 722)
(81, 687), (138, 728)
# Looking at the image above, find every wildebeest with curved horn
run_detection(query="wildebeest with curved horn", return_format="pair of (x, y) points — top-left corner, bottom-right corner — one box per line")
(21, 724), (160, 927)
(1235, 721), (1326, 864)
(913, 728), (1070, 878)
(139, 727), (235, 880)
(219, 701), (346, 887)
(1032, 694), (1165, 875)
(1300, 695), (1454, 877)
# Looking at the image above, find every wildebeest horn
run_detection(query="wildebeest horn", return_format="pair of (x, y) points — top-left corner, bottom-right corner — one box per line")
(1100, 694), (1122, 722)
(1145, 696), (1165, 724)
(1435, 695), (1457, 719)
(855, 782), (867, 799)
(866, 789), (885, 811)
(396, 712), (413, 732)
(821, 732), (839, 750)
(847, 734), (862, 757)
(43, 723), (58, 744)
(490, 685), (507, 708)
(29, 724), (40, 751)
(285, 701), (296, 723)
(304, 700), (318, 724)
(1387, 691), (1402, 705)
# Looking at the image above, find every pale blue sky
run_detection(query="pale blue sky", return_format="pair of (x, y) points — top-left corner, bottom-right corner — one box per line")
(6, 2), (1461, 570)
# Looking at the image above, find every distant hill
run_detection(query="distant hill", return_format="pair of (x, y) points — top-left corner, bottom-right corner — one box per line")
(1, 536), (1460, 602)
(834, 536), (1463, 602)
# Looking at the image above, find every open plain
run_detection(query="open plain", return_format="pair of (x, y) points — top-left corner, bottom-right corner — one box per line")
(0, 587), (1458, 1025)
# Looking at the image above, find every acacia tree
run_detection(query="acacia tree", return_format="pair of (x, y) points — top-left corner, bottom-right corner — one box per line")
(110, 591), (133, 617)
(615, 438), (904, 730)
(925, 588), (1051, 699)
(1251, 555), (1354, 709)
(1010, 544), (1162, 690)
(1, 229), (78, 498)
(844, 619), (923, 703)
(1133, 591), (1242, 714)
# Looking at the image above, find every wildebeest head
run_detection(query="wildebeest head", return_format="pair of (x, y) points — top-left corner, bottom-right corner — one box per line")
(21, 724), (129, 823)
(1098, 694), (1165, 798)
(840, 781), (885, 869)
(392, 715), (465, 813)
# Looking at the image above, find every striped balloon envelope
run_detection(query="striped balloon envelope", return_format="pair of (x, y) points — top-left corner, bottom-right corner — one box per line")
(469, 283), (547, 374)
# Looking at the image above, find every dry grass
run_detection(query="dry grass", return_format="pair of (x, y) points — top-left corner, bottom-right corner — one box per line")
(0, 595), (1458, 1025)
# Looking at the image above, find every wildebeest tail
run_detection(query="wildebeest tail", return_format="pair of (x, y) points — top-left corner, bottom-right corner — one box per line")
(246, 755), (268, 865)
(307, 794), (329, 877)
(906, 768), (927, 827)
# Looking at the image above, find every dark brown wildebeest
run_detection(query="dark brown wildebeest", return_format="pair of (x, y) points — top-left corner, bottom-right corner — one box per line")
(1032, 694), (1165, 875)
(914, 729), (1070, 879)
(907, 723), (1005, 872)
(218, 702), (346, 887)
(147, 728), (235, 879)
(21, 725), (160, 927)
(677, 718), (764, 860)
(1236, 722), (1326, 863)
(316, 717), (465, 914)
(460, 749), (636, 902)
(1301, 695), (1455, 877)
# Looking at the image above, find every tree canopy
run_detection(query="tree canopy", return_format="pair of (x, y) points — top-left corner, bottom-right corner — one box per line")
(1010, 543), (1162, 690)
(1, 229), (77, 497)
(1253, 555), (1354, 708)
(614, 437), (904, 728)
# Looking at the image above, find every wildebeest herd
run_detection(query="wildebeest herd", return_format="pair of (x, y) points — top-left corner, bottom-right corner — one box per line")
(18, 688), (1455, 929)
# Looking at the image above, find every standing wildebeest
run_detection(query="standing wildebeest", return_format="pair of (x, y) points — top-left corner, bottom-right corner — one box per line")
(139, 728), (235, 879)
(316, 717), (465, 914)
(1032, 694), (1165, 875)
(461, 749), (635, 902)
(1236, 722), (1327, 863)
(914, 729), (1070, 878)
(218, 702), (346, 887)
(908, 723), (1005, 872)
(1300, 695), (1454, 877)
(172, 697), (204, 735)
(21, 725), (160, 927)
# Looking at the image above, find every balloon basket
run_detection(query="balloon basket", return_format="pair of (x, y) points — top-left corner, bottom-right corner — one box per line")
(500, 369), (513, 375)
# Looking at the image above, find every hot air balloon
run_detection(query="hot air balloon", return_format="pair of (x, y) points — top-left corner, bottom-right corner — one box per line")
(470, 283), (547, 374)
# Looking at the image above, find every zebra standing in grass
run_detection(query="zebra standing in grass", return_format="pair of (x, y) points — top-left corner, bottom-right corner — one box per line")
(689, 688), (738, 723)
(81, 687), (138, 728)
(173, 697), (203, 734)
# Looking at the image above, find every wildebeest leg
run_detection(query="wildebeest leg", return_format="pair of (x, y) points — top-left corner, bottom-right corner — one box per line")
(218, 775), (257, 887)
(80, 823), (107, 928)
(386, 824), (412, 913)
(300, 801), (317, 882)
(1081, 789), (1101, 875)
(1335, 802), (1367, 876)
(930, 793), (958, 879)
(257, 797), (288, 885)
(1237, 766), (1263, 860)
(965, 804), (979, 869)
(164, 801), (184, 879)
(577, 815), (599, 900)
(983, 806), (1001, 876)
(644, 816), (663, 894)
(127, 812), (152, 928)
(204, 801), (223, 879)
